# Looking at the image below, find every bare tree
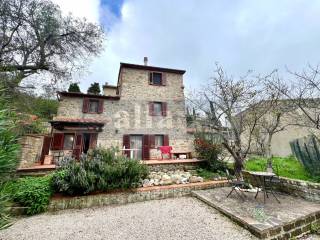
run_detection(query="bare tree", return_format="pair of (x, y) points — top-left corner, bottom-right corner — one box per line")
(254, 76), (293, 160)
(189, 64), (267, 176)
(0, 0), (105, 90)
(266, 65), (320, 131)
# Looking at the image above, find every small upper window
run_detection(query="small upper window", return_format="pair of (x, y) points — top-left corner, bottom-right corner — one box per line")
(153, 102), (162, 115)
(89, 99), (99, 113)
(63, 134), (74, 150)
(150, 72), (162, 85)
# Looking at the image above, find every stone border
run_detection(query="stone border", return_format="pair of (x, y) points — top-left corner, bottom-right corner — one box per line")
(276, 177), (320, 202)
(48, 180), (228, 212)
(192, 191), (320, 239)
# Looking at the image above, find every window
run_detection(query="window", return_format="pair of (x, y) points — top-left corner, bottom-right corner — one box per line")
(151, 72), (162, 85)
(89, 99), (99, 113)
(153, 102), (162, 115)
(63, 134), (75, 150)
(155, 135), (164, 148)
(149, 102), (167, 116)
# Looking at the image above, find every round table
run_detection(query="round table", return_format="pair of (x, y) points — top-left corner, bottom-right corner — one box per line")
(249, 171), (280, 204)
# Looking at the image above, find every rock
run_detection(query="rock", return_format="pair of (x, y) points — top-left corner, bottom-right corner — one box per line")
(154, 174), (162, 180)
(197, 176), (204, 182)
(162, 179), (173, 185)
(154, 179), (160, 186)
(161, 174), (171, 181)
(149, 179), (155, 185)
(189, 176), (203, 183)
(181, 177), (189, 184)
(142, 179), (152, 187)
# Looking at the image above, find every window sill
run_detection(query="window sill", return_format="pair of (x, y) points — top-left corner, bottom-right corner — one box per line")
(149, 83), (165, 86)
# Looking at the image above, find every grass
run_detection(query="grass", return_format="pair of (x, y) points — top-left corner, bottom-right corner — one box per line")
(244, 156), (316, 182)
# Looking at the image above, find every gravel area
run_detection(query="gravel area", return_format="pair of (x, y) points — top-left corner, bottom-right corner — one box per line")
(0, 197), (257, 240)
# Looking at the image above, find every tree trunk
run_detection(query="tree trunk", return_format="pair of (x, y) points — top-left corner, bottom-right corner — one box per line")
(266, 134), (273, 172)
(234, 155), (244, 179)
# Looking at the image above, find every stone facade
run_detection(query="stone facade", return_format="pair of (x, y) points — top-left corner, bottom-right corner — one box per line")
(55, 63), (194, 158)
(19, 134), (46, 168)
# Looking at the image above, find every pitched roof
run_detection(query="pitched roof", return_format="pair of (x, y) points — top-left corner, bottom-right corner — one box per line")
(119, 62), (186, 75)
(50, 117), (105, 125)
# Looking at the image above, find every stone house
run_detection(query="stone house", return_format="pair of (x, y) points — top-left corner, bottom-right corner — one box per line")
(242, 100), (319, 157)
(47, 59), (194, 162)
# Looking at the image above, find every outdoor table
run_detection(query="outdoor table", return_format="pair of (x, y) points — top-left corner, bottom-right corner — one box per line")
(249, 171), (280, 204)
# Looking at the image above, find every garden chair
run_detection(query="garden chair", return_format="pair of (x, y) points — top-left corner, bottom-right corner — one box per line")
(226, 169), (247, 200)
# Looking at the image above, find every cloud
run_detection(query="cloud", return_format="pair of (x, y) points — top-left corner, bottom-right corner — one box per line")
(52, 0), (100, 23)
(53, 0), (320, 92)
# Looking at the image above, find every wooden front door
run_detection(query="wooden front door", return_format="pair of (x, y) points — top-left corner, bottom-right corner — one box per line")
(40, 136), (52, 164)
(72, 134), (83, 160)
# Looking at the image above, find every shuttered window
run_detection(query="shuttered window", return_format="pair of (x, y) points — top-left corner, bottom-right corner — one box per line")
(149, 72), (166, 86)
(51, 133), (64, 150)
(83, 98), (104, 113)
(149, 102), (168, 116)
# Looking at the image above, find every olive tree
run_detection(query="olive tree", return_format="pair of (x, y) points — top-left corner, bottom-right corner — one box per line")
(0, 0), (104, 90)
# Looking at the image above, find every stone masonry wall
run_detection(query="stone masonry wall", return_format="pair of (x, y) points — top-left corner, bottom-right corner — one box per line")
(48, 180), (228, 212)
(56, 67), (194, 154)
(276, 177), (320, 202)
(19, 134), (45, 168)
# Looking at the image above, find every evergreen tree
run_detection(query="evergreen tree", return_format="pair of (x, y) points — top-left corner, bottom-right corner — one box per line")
(87, 82), (101, 95)
(68, 83), (81, 93)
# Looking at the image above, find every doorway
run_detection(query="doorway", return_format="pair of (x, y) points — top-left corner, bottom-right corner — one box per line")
(83, 133), (91, 154)
(129, 135), (143, 159)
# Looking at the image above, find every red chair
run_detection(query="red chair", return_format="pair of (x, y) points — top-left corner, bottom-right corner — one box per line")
(159, 146), (173, 159)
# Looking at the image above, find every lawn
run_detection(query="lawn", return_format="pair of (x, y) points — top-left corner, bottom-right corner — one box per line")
(244, 156), (316, 182)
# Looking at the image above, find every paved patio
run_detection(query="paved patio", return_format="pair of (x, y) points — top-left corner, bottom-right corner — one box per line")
(192, 187), (320, 239)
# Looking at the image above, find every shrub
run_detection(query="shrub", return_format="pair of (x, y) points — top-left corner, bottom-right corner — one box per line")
(0, 101), (19, 229)
(194, 133), (226, 172)
(52, 148), (149, 196)
(6, 176), (53, 215)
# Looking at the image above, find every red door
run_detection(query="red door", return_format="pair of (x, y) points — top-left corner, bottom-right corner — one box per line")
(40, 136), (52, 164)
(72, 134), (83, 160)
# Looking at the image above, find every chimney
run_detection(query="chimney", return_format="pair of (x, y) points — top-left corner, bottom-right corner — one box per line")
(143, 57), (148, 66)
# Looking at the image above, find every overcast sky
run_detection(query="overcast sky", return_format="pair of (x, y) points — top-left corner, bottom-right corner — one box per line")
(52, 0), (320, 92)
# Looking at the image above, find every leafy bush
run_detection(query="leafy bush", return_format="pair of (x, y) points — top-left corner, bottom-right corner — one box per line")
(0, 101), (19, 229)
(0, 186), (12, 230)
(19, 119), (46, 135)
(194, 133), (226, 172)
(6, 176), (53, 215)
(52, 148), (149, 196)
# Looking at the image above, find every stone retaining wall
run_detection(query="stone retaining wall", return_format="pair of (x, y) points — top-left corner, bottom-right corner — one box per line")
(48, 180), (228, 212)
(243, 170), (320, 202)
(276, 177), (320, 202)
(146, 162), (200, 172)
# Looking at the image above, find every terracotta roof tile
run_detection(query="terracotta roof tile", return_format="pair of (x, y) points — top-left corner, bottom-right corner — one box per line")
(50, 118), (105, 124)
